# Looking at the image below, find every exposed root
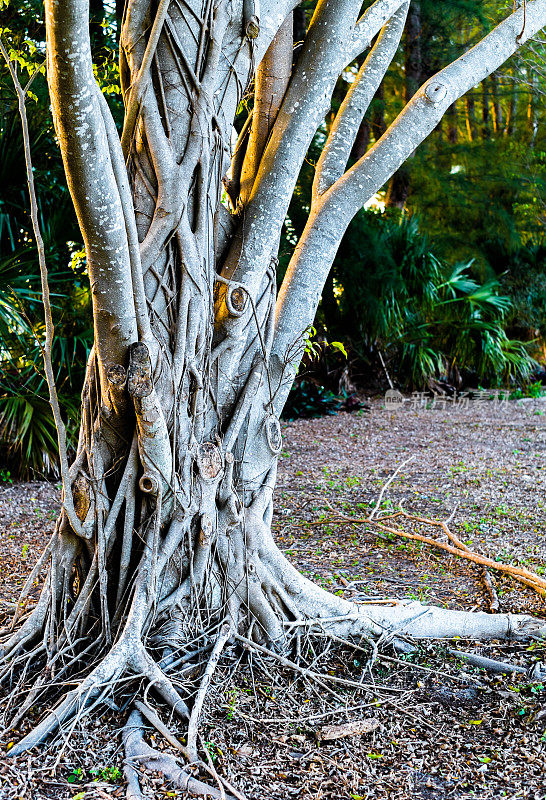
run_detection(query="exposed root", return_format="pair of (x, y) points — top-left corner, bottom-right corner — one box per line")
(134, 699), (189, 755)
(3, 541), (545, 797)
(3, 457), (545, 800)
(123, 709), (236, 800)
(447, 648), (528, 676)
(482, 567), (500, 612)
(187, 621), (231, 762)
(7, 641), (128, 756)
(0, 583), (51, 659)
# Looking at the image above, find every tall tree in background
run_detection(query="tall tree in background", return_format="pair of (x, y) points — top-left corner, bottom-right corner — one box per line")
(385, 0), (421, 207)
(375, 1), (546, 262)
(2, 0), (546, 792)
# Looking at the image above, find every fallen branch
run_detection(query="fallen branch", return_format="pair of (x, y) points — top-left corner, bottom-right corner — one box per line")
(448, 649), (527, 675)
(309, 508), (546, 599)
(482, 568), (500, 613)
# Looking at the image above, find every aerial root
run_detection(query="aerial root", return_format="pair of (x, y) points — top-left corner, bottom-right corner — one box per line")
(123, 709), (238, 800)
(0, 584), (51, 659)
(186, 621), (231, 762)
(4, 634), (192, 758)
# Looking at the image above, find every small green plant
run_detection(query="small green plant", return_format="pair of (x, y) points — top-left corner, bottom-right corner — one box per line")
(204, 741), (222, 762)
(510, 380), (545, 400)
(90, 765), (122, 783)
(66, 766), (84, 784)
(282, 380), (343, 420)
(303, 326), (347, 360)
(225, 688), (239, 720)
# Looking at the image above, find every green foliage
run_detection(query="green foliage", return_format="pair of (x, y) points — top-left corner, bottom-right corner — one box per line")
(328, 211), (537, 388)
(66, 766), (84, 784)
(90, 765), (122, 783)
(282, 380), (343, 420)
(407, 138), (546, 267)
(510, 380), (546, 400)
(486, 235), (546, 347)
(0, 8), (95, 477)
(65, 764), (122, 786)
(0, 207), (91, 477)
(1, 0), (545, 465)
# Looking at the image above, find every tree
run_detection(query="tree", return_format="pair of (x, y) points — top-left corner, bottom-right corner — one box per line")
(2, 0), (546, 793)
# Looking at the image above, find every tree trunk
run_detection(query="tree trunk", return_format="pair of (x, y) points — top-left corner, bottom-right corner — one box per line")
(482, 76), (491, 139)
(4, 0), (546, 781)
(386, 0), (421, 208)
(504, 79), (517, 136)
(526, 74), (539, 143)
(465, 90), (478, 141)
(446, 100), (458, 143)
(491, 71), (503, 133)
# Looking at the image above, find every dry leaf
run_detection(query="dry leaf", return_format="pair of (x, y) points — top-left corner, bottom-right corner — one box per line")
(317, 718), (380, 741)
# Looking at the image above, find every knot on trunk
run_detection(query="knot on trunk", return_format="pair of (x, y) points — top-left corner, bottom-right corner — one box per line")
(127, 342), (152, 398)
(265, 414), (282, 454)
(73, 474), (90, 522)
(226, 284), (248, 317)
(106, 363), (127, 389)
(196, 442), (224, 482)
(245, 15), (260, 39)
(424, 80), (448, 105)
(139, 473), (160, 495)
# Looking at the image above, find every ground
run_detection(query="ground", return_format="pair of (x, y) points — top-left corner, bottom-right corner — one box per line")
(0, 396), (545, 799)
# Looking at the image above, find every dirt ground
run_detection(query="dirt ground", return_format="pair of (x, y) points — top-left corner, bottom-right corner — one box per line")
(0, 396), (545, 799)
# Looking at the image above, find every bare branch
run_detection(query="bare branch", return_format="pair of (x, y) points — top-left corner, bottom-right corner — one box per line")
(220, 0), (363, 294)
(348, 0), (409, 64)
(313, 2), (409, 199)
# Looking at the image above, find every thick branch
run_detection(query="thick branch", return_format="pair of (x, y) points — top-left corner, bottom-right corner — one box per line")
(220, 0), (363, 294)
(347, 0), (408, 64)
(45, 0), (137, 370)
(239, 13), (293, 206)
(313, 3), (408, 199)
